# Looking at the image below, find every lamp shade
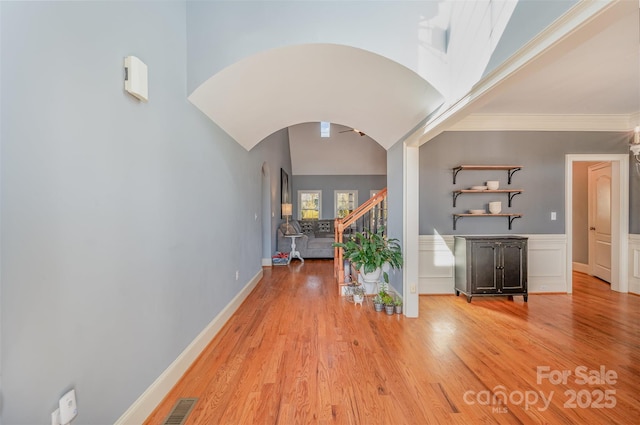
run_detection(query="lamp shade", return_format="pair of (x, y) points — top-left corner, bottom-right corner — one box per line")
(281, 203), (292, 216)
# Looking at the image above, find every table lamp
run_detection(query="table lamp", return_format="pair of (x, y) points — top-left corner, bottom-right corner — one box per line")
(281, 203), (293, 234)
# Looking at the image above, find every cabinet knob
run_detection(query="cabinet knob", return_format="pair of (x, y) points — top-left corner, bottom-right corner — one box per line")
(589, 227), (596, 230)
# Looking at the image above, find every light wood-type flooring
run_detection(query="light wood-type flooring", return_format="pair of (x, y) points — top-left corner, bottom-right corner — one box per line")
(145, 260), (640, 424)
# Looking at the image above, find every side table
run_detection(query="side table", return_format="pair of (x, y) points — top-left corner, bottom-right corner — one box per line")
(284, 234), (304, 263)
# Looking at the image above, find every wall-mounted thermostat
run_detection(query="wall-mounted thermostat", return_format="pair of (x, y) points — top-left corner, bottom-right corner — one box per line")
(124, 56), (148, 102)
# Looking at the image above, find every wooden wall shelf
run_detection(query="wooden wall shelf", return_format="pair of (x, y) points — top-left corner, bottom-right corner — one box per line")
(453, 213), (522, 230)
(452, 165), (522, 184)
(452, 189), (523, 207)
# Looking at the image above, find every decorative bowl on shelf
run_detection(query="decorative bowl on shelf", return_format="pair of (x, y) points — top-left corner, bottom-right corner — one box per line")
(468, 209), (485, 215)
(470, 185), (488, 190)
(489, 201), (502, 214)
(486, 181), (500, 190)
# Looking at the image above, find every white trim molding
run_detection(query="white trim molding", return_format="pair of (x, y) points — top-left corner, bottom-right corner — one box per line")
(448, 113), (635, 132)
(630, 234), (640, 295)
(418, 234), (568, 294)
(115, 269), (264, 425)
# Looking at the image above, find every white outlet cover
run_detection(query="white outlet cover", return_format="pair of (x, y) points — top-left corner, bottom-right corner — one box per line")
(59, 389), (77, 424)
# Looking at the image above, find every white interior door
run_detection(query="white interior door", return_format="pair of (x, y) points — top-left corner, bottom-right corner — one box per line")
(588, 162), (612, 283)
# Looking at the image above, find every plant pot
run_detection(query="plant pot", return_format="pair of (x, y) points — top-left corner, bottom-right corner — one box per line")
(395, 305), (402, 314)
(385, 304), (395, 315)
(373, 302), (384, 312)
(360, 267), (381, 294)
(362, 281), (378, 294)
(353, 294), (364, 305)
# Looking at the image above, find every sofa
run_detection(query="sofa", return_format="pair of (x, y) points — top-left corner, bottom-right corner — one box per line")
(277, 220), (335, 258)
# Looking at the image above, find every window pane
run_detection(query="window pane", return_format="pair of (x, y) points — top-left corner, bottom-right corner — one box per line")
(300, 191), (320, 220)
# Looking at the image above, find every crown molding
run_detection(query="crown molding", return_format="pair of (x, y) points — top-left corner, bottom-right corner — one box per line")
(448, 113), (639, 132)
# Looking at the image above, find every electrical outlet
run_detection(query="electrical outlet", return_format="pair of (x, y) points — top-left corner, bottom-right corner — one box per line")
(51, 409), (61, 425)
(410, 283), (417, 293)
(550, 212), (557, 221)
(59, 389), (77, 425)
(235, 270), (239, 280)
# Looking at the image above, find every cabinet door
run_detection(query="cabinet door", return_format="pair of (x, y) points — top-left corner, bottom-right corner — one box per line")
(470, 241), (498, 293)
(501, 241), (526, 293)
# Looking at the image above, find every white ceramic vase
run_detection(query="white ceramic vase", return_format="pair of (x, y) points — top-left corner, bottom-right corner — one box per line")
(360, 267), (382, 294)
(489, 201), (502, 214)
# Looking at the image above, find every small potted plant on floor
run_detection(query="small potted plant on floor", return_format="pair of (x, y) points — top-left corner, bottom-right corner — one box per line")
(352, 285), (365, 306)
(382, 293), (395, 315)
(394, 297), (403, 314)
(373, 293), (384, 312)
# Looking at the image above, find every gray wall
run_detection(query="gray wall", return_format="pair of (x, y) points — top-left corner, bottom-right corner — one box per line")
(0, 2), (289, 424)
(253, 129), (293, 257)
(386, 143), (404, 295)
(291, 175), (386, 220)
(419, 131), (632, 235)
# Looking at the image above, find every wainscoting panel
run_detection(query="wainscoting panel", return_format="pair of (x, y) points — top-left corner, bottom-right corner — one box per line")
(418, 234), (567, 294)
(525, 234), (567, 292)
(418, 235), (455, 294)
(630, 234), (640, 295)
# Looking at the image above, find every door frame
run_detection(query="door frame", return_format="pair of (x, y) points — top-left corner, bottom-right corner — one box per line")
(565, 154), (629, 293)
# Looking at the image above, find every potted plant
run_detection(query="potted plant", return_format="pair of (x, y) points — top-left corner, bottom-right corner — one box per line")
(373, 294), (384, 312)
(382, 293), (395, 315)
(333, 227), (403, 294)
(394, 297), (403, 314)
(352, 285), (365, 306)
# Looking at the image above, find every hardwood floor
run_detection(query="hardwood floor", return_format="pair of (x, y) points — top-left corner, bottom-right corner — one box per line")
(144, 261), (639, 424)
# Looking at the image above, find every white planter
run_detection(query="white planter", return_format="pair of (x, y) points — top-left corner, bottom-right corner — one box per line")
(360, 266), (382, 294)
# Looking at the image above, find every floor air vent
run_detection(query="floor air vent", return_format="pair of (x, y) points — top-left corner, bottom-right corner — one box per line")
(162, 398), (198, 425)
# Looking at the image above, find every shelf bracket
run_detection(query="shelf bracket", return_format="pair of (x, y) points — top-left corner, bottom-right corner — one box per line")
(508, 191), (522, 207)
(453, 215), (462, 230)
(508, 215), (521, 230)
(507, 167), (521, 185)
(453, 191), (462, 207)
(452, 167), (462, 184)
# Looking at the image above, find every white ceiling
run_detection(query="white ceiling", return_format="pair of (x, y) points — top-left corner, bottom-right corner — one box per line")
(189, 1), (639, 156)
(188, 44), (444, 151)
(441, 0), (640, 134)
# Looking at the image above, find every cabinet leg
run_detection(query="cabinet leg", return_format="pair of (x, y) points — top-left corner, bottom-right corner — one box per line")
(523, 295), (528, 302)
(455, 290), (460, 296)
(466, 295), (472, 303)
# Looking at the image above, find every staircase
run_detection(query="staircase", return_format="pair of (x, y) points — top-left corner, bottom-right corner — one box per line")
(333, 188), (387, 294)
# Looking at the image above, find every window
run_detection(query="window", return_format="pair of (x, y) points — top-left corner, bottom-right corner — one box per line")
(298, 190), (322, 219)
(335, 190), (358, 218)
(320, 121), (330, 138)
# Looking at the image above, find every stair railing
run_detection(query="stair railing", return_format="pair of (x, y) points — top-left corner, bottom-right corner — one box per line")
(334, 188), (387, 293)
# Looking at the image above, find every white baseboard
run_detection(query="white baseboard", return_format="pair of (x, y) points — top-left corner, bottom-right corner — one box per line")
(572, 262), (589, 274)
(262, 257), (273, 267)
(114, 268), (263, 425)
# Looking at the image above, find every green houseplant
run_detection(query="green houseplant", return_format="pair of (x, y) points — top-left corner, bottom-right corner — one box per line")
(333, 227), (403, 294)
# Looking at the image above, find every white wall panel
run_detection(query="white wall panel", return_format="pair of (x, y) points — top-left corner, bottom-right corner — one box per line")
(419, 234), (567, 294)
